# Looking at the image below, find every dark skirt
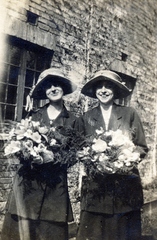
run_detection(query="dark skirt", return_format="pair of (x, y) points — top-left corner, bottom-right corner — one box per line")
(76, 210), (142, 240)
(1, 213), (68, 240)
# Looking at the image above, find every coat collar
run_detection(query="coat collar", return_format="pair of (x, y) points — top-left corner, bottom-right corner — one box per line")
(37, 104), (70, 126)
(108, 104), (122, 130)
(91, 103), (123, 131)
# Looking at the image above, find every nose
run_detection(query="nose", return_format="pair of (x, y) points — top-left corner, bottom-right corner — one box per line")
(101, 85), (107, 91)
(50, 86), (57, 93)
(50, 86), (56, 90)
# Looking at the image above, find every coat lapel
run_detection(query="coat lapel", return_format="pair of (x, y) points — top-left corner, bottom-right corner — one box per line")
(35, 105), (70, 127)
(88, 104), (123, 132)
(90, 106), (106, 131)
(108, 104), (122, 131)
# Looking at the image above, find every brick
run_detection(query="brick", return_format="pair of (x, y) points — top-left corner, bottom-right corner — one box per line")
(0, 202), (7, 213)
(1, 0), (157, 234)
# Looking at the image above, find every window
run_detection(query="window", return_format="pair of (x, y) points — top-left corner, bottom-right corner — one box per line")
(113, 71), (136, 106)
(27, 11), (38, 25)
(0, 36), (53, 122)
(108, 59), (137, 106)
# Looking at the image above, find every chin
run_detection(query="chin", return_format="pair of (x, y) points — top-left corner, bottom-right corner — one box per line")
(101, 101), (112, 105)
(49, 98), (62, 102)
(99, 98), (114, 105)
(98, 97), (111, 102)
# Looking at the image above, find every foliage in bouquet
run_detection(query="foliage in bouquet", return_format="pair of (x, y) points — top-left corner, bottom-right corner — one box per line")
(4, 117), (84, 169)
(77, 128), (141, 177)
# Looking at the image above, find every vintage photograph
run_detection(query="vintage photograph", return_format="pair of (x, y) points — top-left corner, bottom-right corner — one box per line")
(0, 0), (157, 239)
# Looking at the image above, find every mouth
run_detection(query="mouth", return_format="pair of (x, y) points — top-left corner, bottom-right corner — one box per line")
(98, 92), (111, 97)
(48, 90), (60, 96)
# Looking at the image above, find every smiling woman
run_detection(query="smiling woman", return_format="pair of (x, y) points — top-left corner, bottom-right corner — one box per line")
(46, 84), (64, 120)
(1, 68), (78, 240)
(95, 81), (115, 106)
(46, 85), (63, 99)
(75, 70), (148, 240)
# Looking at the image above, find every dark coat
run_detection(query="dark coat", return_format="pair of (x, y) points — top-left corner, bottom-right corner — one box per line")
(7, 104), (76, 222)
(75, 103), (148, 214)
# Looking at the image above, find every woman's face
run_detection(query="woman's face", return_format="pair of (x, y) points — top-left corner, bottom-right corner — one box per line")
(95, 81), (114, 105)
(45, 83), (64, 102)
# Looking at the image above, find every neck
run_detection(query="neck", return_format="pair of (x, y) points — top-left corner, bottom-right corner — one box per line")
(47, 100), (64, 121)
(100, 101), (113, 110)
(48, 99), (63, 111)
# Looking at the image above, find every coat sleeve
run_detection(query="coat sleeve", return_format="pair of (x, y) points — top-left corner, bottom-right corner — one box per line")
(130, 108), (148, 158)
(24, 109), (40, 121)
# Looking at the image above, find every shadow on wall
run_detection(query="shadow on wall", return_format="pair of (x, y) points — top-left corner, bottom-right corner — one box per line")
(142, 200), (157, 240)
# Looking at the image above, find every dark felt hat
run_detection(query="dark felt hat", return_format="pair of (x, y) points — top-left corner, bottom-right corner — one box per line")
(31, 68), (77, 99)
(81, 70), (132, 99)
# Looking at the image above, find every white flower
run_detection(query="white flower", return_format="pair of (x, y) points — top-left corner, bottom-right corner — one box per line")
(125, 161), (132, 167)
(14, 127), (27, 140)
(50, 127), (56, 132)
(97, 164), (105, 172)
(108, 130), (132, 147)
(38, 126), (49, 134)
(121, 148), (132, 157)
(29, 148), (40, 157)
(34, 143), (47, 153)
(31, 121), (40, 128)
(84, 147), (90, 155)
(118, 154), (126, 161)
(19, 119), (30, 128)
(105, 130), (113, 137)
(92, 139), (107, 153)
(126, 152), (140, 163)
(4, 141), (21, 156)
(99, 153), (109, 162)
(82, 129), (142, 176)
(8, 129), (15, 140)
(22, 139), (33, 150)
(91, 155), (99, 162)
(24, 130), (41, 143)
(114, 161), (124, 168)
(50, 138), (57, 146)
(95, 127), (104, 135)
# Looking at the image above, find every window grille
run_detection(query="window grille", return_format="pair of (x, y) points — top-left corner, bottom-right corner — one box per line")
(0, 36), (53, 122)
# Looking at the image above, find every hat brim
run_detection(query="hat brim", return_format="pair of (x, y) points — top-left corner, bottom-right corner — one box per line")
(81, 75), (132, 99)
(31, 75), (77, 99)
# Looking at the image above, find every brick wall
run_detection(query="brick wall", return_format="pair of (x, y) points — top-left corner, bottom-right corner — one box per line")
(0, 0), (157, 237)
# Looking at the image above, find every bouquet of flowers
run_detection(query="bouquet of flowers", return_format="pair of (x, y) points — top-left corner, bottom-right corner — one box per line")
(77, 128), (141, 177)
(4, 117), (83, 169)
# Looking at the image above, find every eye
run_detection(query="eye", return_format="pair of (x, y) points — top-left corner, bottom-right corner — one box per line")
(55, 89), (60, 93)
(106, 84), (113, 89)
(45, 83), (53, 90)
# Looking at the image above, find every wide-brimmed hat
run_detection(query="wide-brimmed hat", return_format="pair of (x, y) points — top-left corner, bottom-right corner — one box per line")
(81, 70), (132, 99)
(31, 68), (77, 99)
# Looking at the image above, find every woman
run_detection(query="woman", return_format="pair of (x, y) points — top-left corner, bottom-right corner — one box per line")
(75, 70), (148, 240)
(2, 68), (77, 240)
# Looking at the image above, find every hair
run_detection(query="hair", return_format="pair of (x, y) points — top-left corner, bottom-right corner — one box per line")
(40, 77), (72, 96)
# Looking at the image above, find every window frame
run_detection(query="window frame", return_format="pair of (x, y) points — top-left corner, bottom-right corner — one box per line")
(0, 35), (54, 122)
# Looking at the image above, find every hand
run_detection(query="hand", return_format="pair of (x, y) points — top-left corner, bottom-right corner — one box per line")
(41, 150), (55, 164)
(76, 150), (90, 161)
(32, 155), (43, 165)
(97, 163), (116, 174)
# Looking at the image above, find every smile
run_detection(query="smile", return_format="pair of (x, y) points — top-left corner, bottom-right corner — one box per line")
(48, 90), (60, 96)
(98, 92), (111, 97)
(47, 93), (60, 98)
